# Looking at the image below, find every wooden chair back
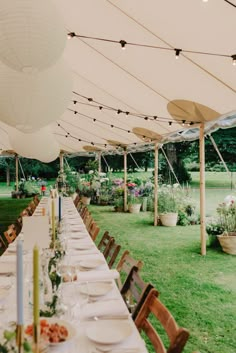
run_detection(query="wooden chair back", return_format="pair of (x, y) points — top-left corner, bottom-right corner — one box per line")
(0, 234), (8, 253)
(116, 250), (144, 289)
(135, 288), (190, 353)
(97, 231), (115, 254)
(121, 266), (154, 320)
(4, 226), (17, 244)
(89, 221), (100, 242)
(105, 242), (121, 268)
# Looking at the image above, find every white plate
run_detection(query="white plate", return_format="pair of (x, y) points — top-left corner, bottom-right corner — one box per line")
(0, 263), (15, 275)
(25, 318), (76, 347)
(79, 259), (104, 269)
(86, 320), (132, 345)
(75, 243), (93, 250)
(0, 288), (9, 302)
(79, 282), (113, 297)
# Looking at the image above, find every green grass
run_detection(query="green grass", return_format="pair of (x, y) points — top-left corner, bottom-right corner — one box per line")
(89, 205), (236, 353)
(0, 198), (30, 234)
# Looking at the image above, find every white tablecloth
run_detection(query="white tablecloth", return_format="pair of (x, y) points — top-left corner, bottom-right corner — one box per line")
(0, 197), (148, 353)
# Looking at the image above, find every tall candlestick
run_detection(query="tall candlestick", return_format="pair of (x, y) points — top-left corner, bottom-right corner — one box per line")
(33, 246), (39, 326)
(58, 196), (62, 222)
(51, 199), (55, 245)
(16, 239), (24, 325)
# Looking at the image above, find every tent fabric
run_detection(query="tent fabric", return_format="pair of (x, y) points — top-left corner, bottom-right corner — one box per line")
(0, 0), (236, 157)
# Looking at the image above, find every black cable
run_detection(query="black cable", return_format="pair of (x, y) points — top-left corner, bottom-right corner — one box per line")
(224, 0), (236, 8)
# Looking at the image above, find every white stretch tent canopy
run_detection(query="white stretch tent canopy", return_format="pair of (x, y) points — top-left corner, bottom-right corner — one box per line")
(1, 0), (236, 156)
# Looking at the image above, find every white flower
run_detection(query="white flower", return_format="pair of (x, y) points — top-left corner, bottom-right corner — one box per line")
(224, 195), (236, 206)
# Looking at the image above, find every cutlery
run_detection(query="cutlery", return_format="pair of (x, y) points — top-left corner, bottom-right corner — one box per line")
(85, 314), (130, 321)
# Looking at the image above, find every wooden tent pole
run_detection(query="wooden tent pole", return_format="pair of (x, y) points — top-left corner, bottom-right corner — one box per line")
(98, 151), (102, 173)
(200, 123), (206, 255)
(124, 148), (127, 212)
(154, 143), (159, 226)
(15, 154), (19, 192)
(59, 152), (64, 173)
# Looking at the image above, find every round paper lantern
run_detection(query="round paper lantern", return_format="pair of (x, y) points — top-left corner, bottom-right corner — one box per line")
(0, 0), (66, 72)
(0, 59), (72, 132)
(9, 126), (60, 162)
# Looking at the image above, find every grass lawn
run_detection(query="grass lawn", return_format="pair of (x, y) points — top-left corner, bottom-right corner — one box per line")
(0, 198), (30, 234)
(89, 205), (236, 353)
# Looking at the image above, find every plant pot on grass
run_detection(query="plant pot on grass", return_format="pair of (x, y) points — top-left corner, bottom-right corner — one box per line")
(128, 203), (142, 214)
(81, 196), (91, 205)
(159, 212), (178, 227)
(217, 232), (236, 255)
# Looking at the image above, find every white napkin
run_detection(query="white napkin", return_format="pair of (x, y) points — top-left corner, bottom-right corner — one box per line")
(68, 248), (99, 256)
(69, 233), (88, 239)
(82, 299), (127, 319)
(77, 269), (119, 283)
(68, 239), (93, 246)
(0, 262), (15, 275)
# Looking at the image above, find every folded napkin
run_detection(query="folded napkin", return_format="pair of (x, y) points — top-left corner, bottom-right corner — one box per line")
(77, 269), (119, 283)
(68, 239), (93, 246)
(0, 262), (15, 275)
(68, 248), (99, 256)
(69, 233), (88, 239)
(82, 299), (127, 319)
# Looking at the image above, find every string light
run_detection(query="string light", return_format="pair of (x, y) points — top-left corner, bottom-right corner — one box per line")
(175, 48), (182, 59)
(202, 0), (208, 3)
(68, 32), (233, 63)
(72, 91), (199, 126)
(169, 122), (172, 126)
(67, 32), (76, 39)
(99, 106), (103, 110)
(182, 120), (186, 126)
(119, 40), (127, 50)
(231, 54), (236, 66)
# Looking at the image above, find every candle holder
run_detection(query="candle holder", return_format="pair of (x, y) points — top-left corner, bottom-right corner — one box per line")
(16, 324), (24, 353)
(33, 324), (40, 353)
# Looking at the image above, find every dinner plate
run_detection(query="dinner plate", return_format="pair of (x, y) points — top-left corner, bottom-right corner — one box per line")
(0, 288), (9, 302)
(86, 320), (132, 345)
(79, 282), (113, 297)
(79, 258), (104, 269)
(74, 243), (93, 250)
(0, 263), (15, 275)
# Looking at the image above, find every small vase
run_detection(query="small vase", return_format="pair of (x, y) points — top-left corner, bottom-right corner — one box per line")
(128, 204), (141, 214)
(159, 212), (178, 227)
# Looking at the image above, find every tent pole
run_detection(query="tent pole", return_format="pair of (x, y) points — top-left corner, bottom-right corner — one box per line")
(154, 143), (159, 226)
(200, 123), (206, 256)
(59, 151), (64, 173)
(124, 148), (127, 212)
(98, 151), (102, 173)
(15, 154), (19, 192)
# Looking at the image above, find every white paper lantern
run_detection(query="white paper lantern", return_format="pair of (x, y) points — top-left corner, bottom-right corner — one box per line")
(9, 127), (60, 162)
(0, 59), (72, 132)
(0, 0), (66, 72)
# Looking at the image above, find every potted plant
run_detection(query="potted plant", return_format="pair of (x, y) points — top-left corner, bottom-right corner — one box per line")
(206, 217), (223, 248)
(79, 183), (94, 205)
(157, 184), (180, 226)
(216, 197), (236, 255)
(139, 181), (154, 212)
(128, 195), (142, 214)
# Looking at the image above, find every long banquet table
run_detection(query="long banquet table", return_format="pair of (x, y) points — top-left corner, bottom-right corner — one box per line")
(0, 197), (148, 353)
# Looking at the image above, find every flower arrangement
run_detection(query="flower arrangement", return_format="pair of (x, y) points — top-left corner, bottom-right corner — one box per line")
(216, 197), (236, 234)
(158, 184), (180, 214)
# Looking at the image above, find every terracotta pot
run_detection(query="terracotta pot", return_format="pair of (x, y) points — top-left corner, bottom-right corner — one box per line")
(217, 232), (236, 255)
(81, 196), (91, 205)
(128, 204), (141, 214)
(159, 213), (178, 227)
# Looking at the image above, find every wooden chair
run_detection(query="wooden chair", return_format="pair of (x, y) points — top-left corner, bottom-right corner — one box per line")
(4, 226), (17, 244)
(135, 288), (190, 353)
(97, 231), (114, 254)
(89, 221), (100, 242)
(116, 250), (144, 290)
(104, 241), (121, 268)
(0, 234), (8, 255)
(121, 266), (154, 320)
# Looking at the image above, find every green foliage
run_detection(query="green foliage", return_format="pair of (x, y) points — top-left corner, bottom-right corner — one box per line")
(18, 180), (40, 196)
(90, 205), (236, 353)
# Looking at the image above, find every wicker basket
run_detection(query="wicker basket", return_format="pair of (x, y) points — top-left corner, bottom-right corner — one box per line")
(217, 232), (236, 255)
